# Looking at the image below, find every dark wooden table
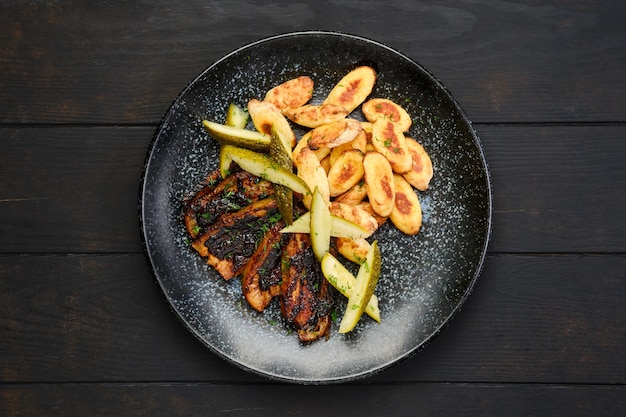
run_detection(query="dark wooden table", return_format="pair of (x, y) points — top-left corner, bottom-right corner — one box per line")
(2, 1), (625, 415)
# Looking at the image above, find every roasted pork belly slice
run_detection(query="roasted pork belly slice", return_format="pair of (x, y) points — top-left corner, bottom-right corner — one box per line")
(241, 218), (288, 312)
(281, 232), (334, 343)
(184, 170), (274, 238)
(192, 198), (280, 280)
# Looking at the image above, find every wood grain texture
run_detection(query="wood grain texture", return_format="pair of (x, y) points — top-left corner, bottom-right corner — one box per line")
(1, 383), (625, 417)
(1, 254), (624, 385)
(1, 0), (625, 414)
(1, 125), (624, 254)
(0, 0), (625, 124)
(0, 127), (148, 253)
(480, 124), (626, 253)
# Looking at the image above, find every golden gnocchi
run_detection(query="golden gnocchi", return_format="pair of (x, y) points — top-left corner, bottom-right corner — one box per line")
(284, 103), (348, 128)
(362, 98), (412, 132)
(323, 66), (377, 113)
(389, 174), (422, 235)
(247, 99), (296, 147)
(403, 137), (433, 191)
(363, 151), (395, 217)
(263, 75), (314, 112)
(370, 118), (412, 174)
(327, 149), (365, 197)
(307, 118), (363, 150)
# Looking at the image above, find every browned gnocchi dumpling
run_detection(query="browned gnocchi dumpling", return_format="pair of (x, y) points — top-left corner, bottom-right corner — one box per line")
(323, 66), (376, 113)
(263, 75), (314, 112)
(362, 98), (412, 132)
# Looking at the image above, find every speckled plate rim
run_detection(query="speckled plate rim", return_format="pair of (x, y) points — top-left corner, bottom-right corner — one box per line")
(139, 30), (492, 384)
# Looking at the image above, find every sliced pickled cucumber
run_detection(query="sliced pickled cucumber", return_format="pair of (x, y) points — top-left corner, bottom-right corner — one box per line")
(327, 215), (372, 239)
(270, 126), (294, 224)
(275, 187), (293, 224)
(203, 120), (270, 152)
(338, 240), (381, 333)
(219, 145), (234, 178)
(310, 187), (332, 261)
(224, 103), (249, 129)
(320, 252), (380, 322)
(221, 145), (309, 195)
(269, 122), (293, 161)
(280, 212), (371, 239)
(279, 211), (311, 234)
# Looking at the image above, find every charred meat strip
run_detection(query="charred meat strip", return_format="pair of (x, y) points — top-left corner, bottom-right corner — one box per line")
(241, 218), (288, 312)
(281, 232), (334, 343)
(191, 198), (280, 280)
(184, 170), (274, 238)
(183, 170), (339, 343)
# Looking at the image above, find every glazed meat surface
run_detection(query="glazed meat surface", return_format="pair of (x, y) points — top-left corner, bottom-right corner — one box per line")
(191, 197), (280, 280)
(241, 218), (287, 312)
(184, 171), (336, 343)
(281, 232), (334, 343)
(184, 170), (274, 239)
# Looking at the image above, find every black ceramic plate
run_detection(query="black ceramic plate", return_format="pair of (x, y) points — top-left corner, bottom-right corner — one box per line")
(140, 31), (491, 384)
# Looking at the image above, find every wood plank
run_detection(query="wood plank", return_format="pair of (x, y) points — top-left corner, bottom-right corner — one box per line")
(1, 383), (624, 417)
(479, 124), (626, 253)
(0, 1), (624, 124)
(1, 125), (625, 254)
(380, 254), (626, 384)
(1, 254), (624, 384)
(0, 127), (148, 253)
(0, 253), (255, 383)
